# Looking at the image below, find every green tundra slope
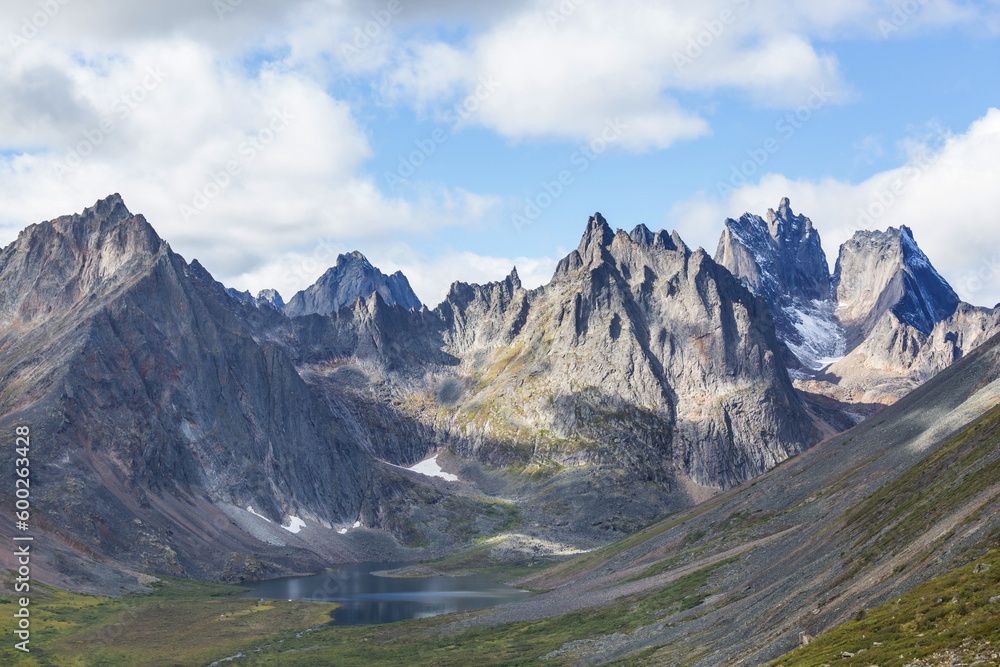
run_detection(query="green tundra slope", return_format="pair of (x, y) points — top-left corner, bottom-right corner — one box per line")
(770, 549), (1000, 666)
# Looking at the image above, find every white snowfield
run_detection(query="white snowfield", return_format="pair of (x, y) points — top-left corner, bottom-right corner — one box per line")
(337, 521), (361, 535)
(785, 298), (847, 371)
(338, 521), (363, 535)
(407, 455), (459, 481)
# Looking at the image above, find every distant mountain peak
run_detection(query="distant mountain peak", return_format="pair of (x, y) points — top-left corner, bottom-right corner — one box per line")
(283, 251), (421, 317)
(339, 250), (373, 269)
(257, 289), (284, 310)
(716, 199), (842, 372)
(834, 225), (960, 344)
(717, 198), (831, 303)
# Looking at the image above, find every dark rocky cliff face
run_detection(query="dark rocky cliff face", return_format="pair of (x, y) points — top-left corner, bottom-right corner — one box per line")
(283, 251), (421, 317)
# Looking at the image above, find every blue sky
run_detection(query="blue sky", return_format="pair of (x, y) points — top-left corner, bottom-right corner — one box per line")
(1, 0), (999, 307)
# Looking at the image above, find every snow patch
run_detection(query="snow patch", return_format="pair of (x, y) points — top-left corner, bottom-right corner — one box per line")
(784, 299), (848, 371)
(282, 516), (306, 534)
(337, 520), (362, 535)
(246, 506), (272, 523)
(407, 455), (459, 482)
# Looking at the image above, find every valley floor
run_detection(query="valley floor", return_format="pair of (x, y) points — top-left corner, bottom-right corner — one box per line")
(3, 545), (999, 666)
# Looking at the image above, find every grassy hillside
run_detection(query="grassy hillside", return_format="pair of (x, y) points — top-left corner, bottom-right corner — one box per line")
(0, 576), (337, 666)
(771, 548), (1000, 667)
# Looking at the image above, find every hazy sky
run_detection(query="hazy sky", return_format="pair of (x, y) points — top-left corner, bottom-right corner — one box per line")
(1, 0), (999, 307)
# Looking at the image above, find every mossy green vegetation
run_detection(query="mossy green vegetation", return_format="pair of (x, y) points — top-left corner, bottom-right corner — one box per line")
(842, 403), (1000, 575)
(0, 575), (338, 666)
(771, 549), (1000, 667)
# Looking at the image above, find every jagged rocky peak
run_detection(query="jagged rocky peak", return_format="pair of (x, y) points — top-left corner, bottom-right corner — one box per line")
(444, 266), (523, 306)
(438, 265), (531, 354)
(14, 193), (163, 259)
(257, 288), (284, 310)
(283, 250), (422, 317)
(0, 193), (167, 329)
(507, 266), (522, 290)
(226, 288), (257, 306)
(628, 224), (681, 251)
(716, 197), (831, 303)
(575, 211), (616, 263)
(715, 198), (842, 373)
(834, 225), (960, 347)
(558, 213), (692, 278)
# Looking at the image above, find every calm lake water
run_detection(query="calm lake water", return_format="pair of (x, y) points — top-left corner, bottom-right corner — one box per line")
(238, 563), (529, 626)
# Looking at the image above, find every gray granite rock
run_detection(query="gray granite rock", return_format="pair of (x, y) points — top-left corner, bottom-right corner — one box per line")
(283, 251), (421, 317)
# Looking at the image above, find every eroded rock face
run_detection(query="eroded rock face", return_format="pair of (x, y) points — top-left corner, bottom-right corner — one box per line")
(716, 198), (844, 371)
(283, 251), (421, 317)
(833, 225), (960, 349)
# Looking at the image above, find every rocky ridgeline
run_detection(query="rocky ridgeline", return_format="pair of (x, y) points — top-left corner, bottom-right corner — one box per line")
(267, 212), (819, 494)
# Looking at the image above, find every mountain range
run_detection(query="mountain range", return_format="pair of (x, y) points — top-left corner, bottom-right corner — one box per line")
(0, 193), (996, 598)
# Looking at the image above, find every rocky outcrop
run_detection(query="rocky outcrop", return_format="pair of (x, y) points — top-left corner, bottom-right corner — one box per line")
(833, 225), (960, 349)
(283, 251), (421, 317)
(716, 198), (843, 371)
